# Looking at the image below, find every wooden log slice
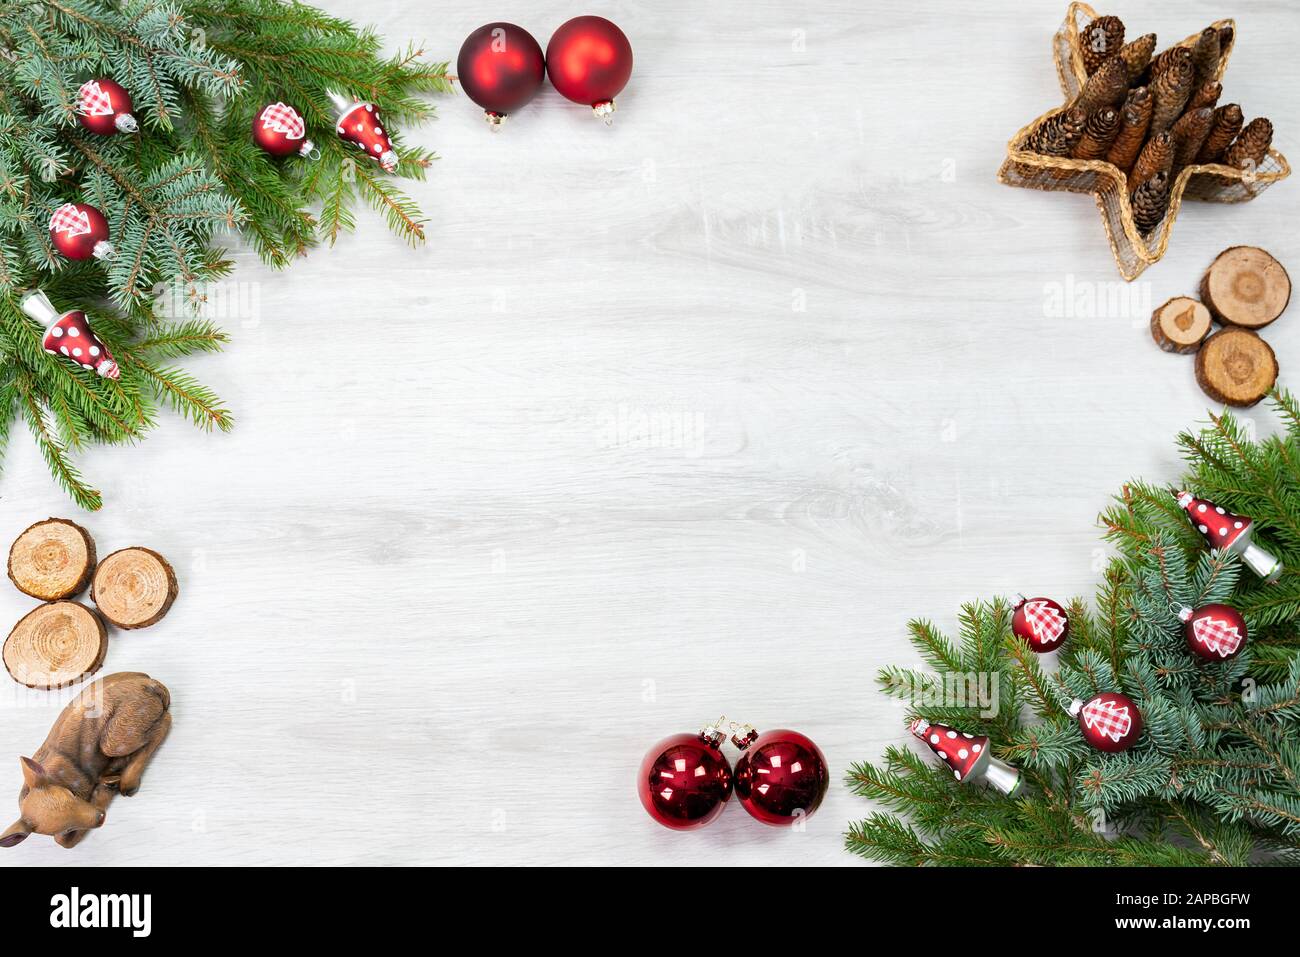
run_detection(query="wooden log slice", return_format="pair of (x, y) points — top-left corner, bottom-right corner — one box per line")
(1199, 246), (1291, 329)
(1150, 297), (1212, 353)
(91, 547), (178, 629)
(7, 518), (96, 600)
(1195, 327), (1278, 407)
(3, 601), (107, 690)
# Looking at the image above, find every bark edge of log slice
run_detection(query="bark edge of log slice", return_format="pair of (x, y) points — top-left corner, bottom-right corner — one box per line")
(3, 601), (107, 690)
(90, 547), (178, 630)
(1151, 296), (1212, 353)
(1199, 246), (1292, 329)
(7, 517), (97, 601)
(1195, 327), (1279, 408)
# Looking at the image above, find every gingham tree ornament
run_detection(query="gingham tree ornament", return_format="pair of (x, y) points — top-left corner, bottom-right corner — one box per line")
(75, 78), (137, 135)
(253, 102), (316, 158)
(909, 719), (1022, 794)
(1011, 595), (1069, 652)
(49, 203), (114, 261)
(1069, 692), (1142, 753)
(20, 290), (119, 380)
(1173, 490), (1283, 583)
(327, 91), (397, 172)
(1178, 603), (1247, 661)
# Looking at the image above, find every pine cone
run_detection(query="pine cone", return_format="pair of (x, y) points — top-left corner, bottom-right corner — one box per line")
(1071, 108), (1121, 160)
(1172, 107), (1214, 168)
(1149, 45), (1191, 80)
(1132, 171), (1170, 235)
(1223, 117), (1274, 170)
(1187, 79), (1221, 112)
(1118, 33), (1156, 83)
(1191, 26), (1222, 89)
(1073, 56), (1129, 116)
(1196, 103), (1244, 164)
(1080, 15), (1125, 75)
(1027, 107), (1087, 157)
(1106, 87), (1152, 171)
(1130, 131), (1173, 191)
(1150, 58), (1193, 134)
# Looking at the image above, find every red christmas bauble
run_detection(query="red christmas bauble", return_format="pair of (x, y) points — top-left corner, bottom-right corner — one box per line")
(733, 729), (829, 826)
(75, 78), (137, 135)
(457, 23), (545, 125)
(545, 15), (633, 120)
(1072, 692), (1142, 753)
(253, 102), (313, 158)
(49, 203), (113, 261)
(332, 97), (398, 172)
(1181, 603), (1247, 661)
(1012, 595), (1070, 653)
(637, 732), (732, 830)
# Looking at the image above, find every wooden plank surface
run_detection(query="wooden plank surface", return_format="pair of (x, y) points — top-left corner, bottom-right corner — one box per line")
(1, 0), (1296, 865)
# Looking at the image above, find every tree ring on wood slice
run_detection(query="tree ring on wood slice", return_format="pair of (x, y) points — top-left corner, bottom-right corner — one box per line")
(7, 518), (97, 601)
(1199, 246), (1291, 329)
(3, 601), (107, 689)
(1194, 327), (1278, 407)
(91, 547), (178, 629)
(1150, 297), (1211, 354)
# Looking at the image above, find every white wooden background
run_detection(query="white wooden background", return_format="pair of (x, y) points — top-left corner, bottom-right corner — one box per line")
(1, 0), (1297, 867)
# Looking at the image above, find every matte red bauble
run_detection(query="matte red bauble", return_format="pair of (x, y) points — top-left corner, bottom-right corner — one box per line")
(253, 102), (314, 158)
(637, 730), (732, 830)
(545, 15), (633, 122)
(733, 728), (829, 826)
(75, 78), (137, 135)
(1179, 603), (1247, 661)
(1070, 692), (1142, 753)
(457, 22), (545, 128)
(1011, 594), (1069, 653)
(49, 203), (114, 261)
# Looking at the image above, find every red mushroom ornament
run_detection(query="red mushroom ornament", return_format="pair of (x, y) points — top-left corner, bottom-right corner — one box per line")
(1178, 603), (1247, 661)
(20, 290), (119, 380)
(909, 719), (1022, 794)
(75, 78), (137, 135)
(1174, 490), (1282, 583)
(1012, 594), (1070, 653)
(49, 203), (114, 261)
(1069, 692), (1142, 753)
(327, 91), (398, 172)
(253, 102), (315, 158)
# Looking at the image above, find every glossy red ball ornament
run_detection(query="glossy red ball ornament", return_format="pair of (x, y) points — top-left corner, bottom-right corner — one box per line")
(253, 102), (314, 158)
(457, 23), (545, 128)
(1179, 603), (1247, 661)
(545, 15), (633, 122)
(49, 203), (114, 261)
(1070, 692), (1142, 753)
(75, 78), (137, 136)
(733, 728), (829, 826)
(637, 730), (732, 830)
(1012, 595), (1070, 653)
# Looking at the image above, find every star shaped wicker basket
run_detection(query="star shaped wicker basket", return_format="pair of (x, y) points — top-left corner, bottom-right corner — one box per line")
(998, 3), (1290, 280)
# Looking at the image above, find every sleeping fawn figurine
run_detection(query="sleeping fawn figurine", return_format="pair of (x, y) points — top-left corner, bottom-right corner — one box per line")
(1, 672), (171, 849)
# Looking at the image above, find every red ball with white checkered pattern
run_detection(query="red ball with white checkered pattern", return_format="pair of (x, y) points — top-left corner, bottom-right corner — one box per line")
(328, 92), (398, 172)
(75, 78), (137, 136)
(1012, 595), (1069, 652)
(253, 102), (314, 158)
(1179, 603), (1247, 661)
(49, 203), (114, 261)
(19, 290), (118, 380)
(1069, 692), (1142, 753)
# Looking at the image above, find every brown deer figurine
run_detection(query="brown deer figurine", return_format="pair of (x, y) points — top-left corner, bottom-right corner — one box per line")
(1, 672), (171, 849)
